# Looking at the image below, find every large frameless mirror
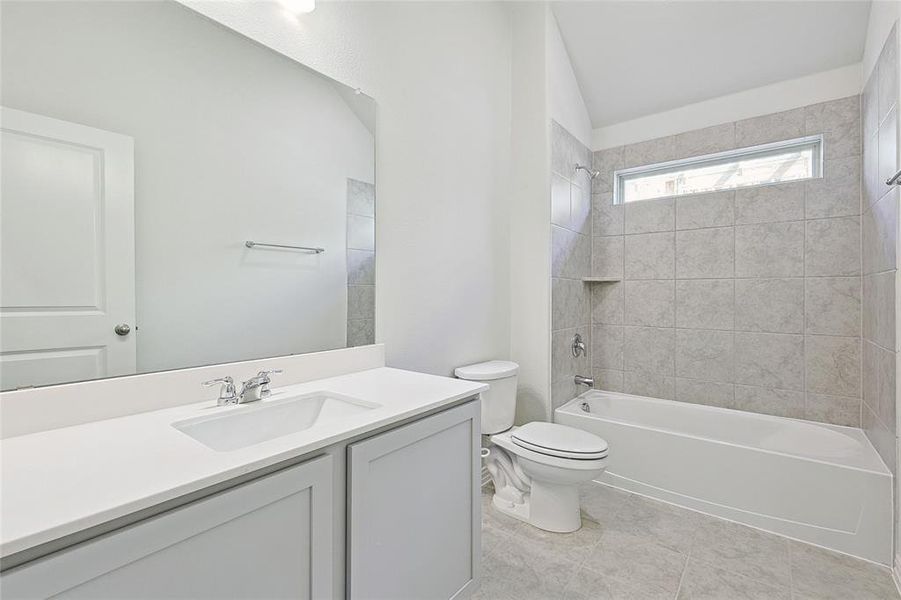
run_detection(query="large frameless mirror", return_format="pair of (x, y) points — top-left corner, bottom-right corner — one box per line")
(0, 0), (376, 391)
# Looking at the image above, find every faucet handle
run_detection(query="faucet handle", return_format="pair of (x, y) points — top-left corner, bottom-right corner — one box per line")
(256, 368), (283, 397)
(256, 368), (284, 378)
(202, 376), (238, 405)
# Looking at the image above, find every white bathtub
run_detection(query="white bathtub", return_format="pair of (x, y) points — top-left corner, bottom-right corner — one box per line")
(555, 390), (893, 565)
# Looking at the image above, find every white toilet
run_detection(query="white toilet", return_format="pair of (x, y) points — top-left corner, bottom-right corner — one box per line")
(455, 360), (608, 533)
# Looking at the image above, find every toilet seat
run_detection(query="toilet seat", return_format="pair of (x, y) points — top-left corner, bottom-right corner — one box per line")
(490, 425), (608, 471)
(511, 422), (608, 460)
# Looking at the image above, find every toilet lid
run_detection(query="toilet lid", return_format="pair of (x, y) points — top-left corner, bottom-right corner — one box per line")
(511, 422), (608, 460)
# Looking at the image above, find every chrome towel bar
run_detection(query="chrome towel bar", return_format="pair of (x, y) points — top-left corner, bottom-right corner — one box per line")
(887, 169), (901, 187)
(245, 241), (325, 253)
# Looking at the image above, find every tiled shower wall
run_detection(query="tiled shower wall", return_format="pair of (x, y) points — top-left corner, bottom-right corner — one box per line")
(590, 97), (864, 426)
(861, 24), (899, 477)
(346, 178), (375, 347)
(550, 121), (593, 410)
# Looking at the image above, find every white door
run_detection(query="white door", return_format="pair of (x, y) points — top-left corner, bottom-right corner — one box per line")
(0, 107), (135, 390)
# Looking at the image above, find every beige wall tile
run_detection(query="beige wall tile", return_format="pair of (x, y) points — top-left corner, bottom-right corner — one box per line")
(734, 181), (804, 224)
(591, 235), (624, 279)
(624, 280), (674, 327)
(624, 197), (674, 234)
(735, 222), (804, 277)
(733, 385), (805, 418)
(805, 276), (861, 336)
(734, 278), (804, 334)
(592, 192), (623, 236)
(590, 281), (624, 325)
(624, 232), (674, 279)
(591, 324), (623, 370)
(862, 270), (896, 350)
(674, 378), (735, 408)
(675, 279), (734, 330)
(805, 217), (860, 277)
(734, 332), (804, 390)
(675, 329), (734, 383)
(675, 227), (734, 279)
(624, 326), (675, 374)
(805, 335), (860, 397)
(805, 156), (860, 219)
(675, 191), (734, 230)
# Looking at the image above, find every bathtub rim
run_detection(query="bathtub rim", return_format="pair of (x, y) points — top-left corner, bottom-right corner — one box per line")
(556, 391), (891, 477)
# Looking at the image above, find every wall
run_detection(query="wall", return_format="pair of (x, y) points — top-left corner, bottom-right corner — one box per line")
(546, 12), (593, 149)
(861, 7), (901, 579)
(862, 22), (899, 480)
(543, 6), (596, 414)
(592, 64), (862, 151)
(549, 122), (593, 410)
(346, 179), (376, 347)
(182, 1), (513, 378)
(509, 3), (551, 424)
(590, 97), (864, 426)
(1, 1), (374, 373)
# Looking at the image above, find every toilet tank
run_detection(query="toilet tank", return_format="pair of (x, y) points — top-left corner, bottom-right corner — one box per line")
(454, 360), (519, 434)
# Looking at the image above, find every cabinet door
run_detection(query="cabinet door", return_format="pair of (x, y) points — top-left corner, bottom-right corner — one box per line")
(348, 400), (480, 600)
(2, 455), (333, 600)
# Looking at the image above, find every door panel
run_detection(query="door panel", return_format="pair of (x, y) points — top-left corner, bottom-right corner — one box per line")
(348, 401), (480, 600)
(0, 107), (135, 390)
(0, 455), (334, 600)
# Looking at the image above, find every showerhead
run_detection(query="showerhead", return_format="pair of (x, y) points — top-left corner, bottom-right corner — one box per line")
(574, 164), (600, 180)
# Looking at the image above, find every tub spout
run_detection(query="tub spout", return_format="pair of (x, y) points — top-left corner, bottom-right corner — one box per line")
(575, 375), (594, 388)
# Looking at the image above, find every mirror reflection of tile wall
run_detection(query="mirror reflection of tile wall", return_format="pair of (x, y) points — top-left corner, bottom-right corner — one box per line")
(346, 179), (376, 347)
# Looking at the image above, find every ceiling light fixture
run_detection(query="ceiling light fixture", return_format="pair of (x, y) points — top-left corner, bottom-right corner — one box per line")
(279, 0), (315, 15)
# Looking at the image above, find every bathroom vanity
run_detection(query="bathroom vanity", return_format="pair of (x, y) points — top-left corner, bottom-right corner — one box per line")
(0, 361), (486, 599)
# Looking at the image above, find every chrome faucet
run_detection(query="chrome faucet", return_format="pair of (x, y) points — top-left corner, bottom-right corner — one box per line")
(202, 369), (283, 405)
(238, 369), (284, 403)
(202, 376), (238, 406)
(574, 375), (594, 389)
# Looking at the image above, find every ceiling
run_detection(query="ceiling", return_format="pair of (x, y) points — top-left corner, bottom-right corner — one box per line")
(552, 1), (872, 128)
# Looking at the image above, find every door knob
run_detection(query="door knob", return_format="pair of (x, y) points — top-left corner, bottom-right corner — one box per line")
(114, 323), (131, 336)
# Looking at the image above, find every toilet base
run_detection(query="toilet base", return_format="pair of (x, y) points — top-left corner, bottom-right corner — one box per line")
(490, 479), (583, 533)
(528, 479), (582, 533)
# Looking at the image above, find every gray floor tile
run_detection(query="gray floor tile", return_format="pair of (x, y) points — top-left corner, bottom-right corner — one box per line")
(564, 566), (673, 600)
(677, 557), (790, 599)
(689, 517), (792, 588)
(581, 534), (688, 596)
(476, 482), (898, 600)
(789, 541), (899, 600)
(602, 493), (703, 554)
(477, 540), (578, 600)
(507, 511), (605, 566)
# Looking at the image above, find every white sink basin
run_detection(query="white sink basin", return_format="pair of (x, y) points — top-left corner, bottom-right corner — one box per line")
(173, 391), (380, 451)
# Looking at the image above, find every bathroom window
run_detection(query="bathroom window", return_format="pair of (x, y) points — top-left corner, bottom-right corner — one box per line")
(614, 135), (822, 204)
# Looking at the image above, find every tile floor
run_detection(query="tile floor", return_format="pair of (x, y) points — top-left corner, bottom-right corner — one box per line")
(476, 482), (899, 600)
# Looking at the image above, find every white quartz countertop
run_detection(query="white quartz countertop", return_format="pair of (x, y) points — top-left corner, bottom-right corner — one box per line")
(0, 367), (487, 558)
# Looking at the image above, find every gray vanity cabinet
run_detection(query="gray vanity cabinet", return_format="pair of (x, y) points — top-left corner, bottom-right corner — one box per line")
(1, 455), (334, 600)
(347, 400), (480, 600)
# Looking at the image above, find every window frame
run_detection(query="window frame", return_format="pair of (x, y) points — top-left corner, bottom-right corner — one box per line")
(612, 134), (824, 205)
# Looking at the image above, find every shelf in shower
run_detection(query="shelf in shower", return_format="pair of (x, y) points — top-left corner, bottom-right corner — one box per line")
(581, 277), (620, 283)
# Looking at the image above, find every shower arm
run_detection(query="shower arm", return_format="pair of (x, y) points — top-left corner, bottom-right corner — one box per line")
(574, 164), (600, 179)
